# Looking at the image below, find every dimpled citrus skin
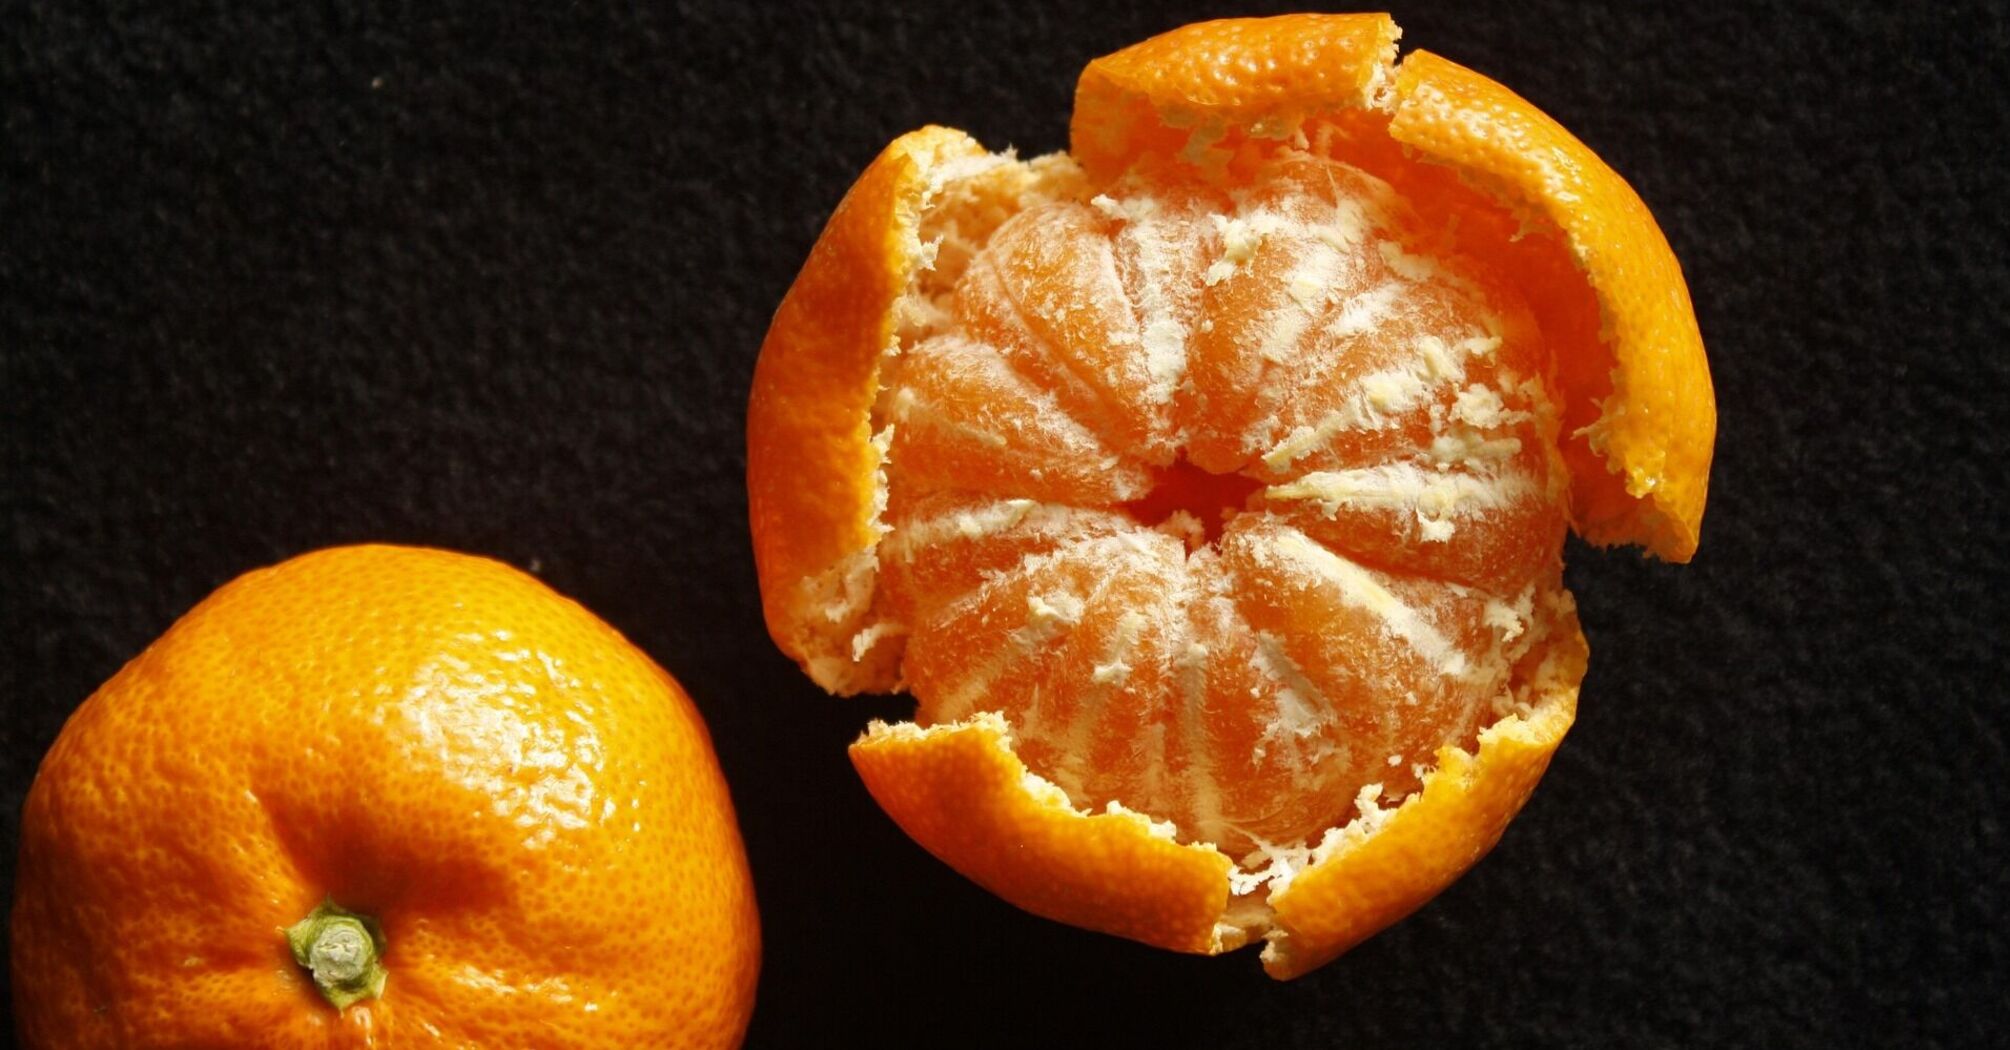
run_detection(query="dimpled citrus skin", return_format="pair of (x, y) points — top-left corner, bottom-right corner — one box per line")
(11, 545), (759, 1048)
(750, 13), (1713, 979)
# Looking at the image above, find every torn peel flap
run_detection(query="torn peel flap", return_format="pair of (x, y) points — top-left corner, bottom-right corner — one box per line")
(747, 127), (988, 691)
(749, 127), (1094, 695)
(849, 632), (1581, 980)
(1069, 13), (1713, 561)
(851, 712), (1236, 955)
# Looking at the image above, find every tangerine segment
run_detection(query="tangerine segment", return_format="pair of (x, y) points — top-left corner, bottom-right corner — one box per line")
(1265, 596), (1586, 978)
(873, 148), (1567, 856)
(850, 600), (1583, 977)
(886, 333), (1155, 505)
(1072, 15), (1713, 559)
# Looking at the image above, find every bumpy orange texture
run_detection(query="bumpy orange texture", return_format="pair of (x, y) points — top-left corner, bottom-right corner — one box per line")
(11, 545), (760, 1048)
(749, 13), (1713, 979)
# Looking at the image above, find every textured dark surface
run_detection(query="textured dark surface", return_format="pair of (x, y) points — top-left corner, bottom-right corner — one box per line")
(4, 1), (2006, 1046)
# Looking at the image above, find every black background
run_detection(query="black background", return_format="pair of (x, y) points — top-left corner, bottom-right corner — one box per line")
(5, 2), (2006, 1046)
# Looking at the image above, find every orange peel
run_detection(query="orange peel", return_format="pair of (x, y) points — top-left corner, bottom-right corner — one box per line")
(749, 13), (1712, 978)
(1074, 15), (1713, 559)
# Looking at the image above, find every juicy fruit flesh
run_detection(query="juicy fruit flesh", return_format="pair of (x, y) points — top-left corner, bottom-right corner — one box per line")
(875, 152), (1570, 859)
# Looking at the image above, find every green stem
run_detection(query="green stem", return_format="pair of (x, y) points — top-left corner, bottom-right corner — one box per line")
(285, 901), (387, 1010)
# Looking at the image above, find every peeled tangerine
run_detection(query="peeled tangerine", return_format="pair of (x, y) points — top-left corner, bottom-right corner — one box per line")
(748, 14), (1714, 979)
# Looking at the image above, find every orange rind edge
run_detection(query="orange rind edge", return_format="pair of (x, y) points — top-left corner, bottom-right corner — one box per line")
(748, 126), (986, 695)
(850, 603), (1585, 978)
(1074, 14), (1714, 560)
(850, 713), (1236, 955)
(1262, 606), (1586, 978)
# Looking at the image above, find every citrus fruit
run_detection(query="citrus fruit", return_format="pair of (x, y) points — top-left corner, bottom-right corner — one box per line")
(10, 545), (760, 1046)
(748, 13), (1713, 978)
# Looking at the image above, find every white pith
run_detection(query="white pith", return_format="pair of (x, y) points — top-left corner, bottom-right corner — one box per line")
(826, 135), (1576, 937)
(855, 606), (1578, 960)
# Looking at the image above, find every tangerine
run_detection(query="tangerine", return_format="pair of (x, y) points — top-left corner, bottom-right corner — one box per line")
(748, 14), (1713, 978)
(10, 545), (760, 1046)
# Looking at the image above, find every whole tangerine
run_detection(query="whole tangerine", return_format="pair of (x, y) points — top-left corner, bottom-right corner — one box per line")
(748, 13), (1713, 978)
(10, 545), (760, 1047)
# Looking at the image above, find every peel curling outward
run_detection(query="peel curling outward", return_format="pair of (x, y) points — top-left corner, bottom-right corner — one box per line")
(749, 13), (1713, 978)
